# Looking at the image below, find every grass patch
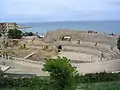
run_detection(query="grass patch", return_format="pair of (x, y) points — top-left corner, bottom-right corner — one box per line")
(1, 72), (120, 90)
(1, 81), (120, 90)
(77, 81), (120, 90)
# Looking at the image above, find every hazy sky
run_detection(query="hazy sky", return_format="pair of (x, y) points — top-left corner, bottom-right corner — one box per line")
(0, 0), (120, 22)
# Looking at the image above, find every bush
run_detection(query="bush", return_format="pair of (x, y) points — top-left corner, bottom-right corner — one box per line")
(79, 72), (120, 83)
(23, 32), (34, 36)
(28, 32), (34, 36)
(43, 57), (79, 90)
(0, 77), (50, 89)
(8, 29), (23, 39)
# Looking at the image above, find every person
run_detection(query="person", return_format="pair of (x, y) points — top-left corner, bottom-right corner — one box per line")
(45, 45), (48, 49)
(24, 44), (26, 48)
(69, 38), (71, 43)
(58, 45), (62, 50)
(61, 37), (64, 41)
(100, 52), (104, 60)
(78, 40), (80, 44)
(111, 46), (114, 50)
(95, 42), (97, 46)
(5, 52), (8, 60)
(3, 52), (5, 59)
(57, 45), (62, 52)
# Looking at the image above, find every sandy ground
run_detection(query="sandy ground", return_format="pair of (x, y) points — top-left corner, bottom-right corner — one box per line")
(0, 36), (119, 76)
(60, 41), (120, 60)
(0, 58), (48, 76)
(1, 57), (120, 76)
(73, 59), (120, 74)
(55, 52), (99, 62)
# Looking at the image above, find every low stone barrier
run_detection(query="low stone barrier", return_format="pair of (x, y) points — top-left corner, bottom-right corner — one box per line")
(12, 57), (45, 65)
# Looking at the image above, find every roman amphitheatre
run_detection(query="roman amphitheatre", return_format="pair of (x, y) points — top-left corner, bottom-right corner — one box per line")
(0, 29), (120, 76)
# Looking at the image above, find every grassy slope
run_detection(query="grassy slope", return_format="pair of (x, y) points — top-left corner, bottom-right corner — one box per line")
(77, 81), (120, 90)
(1, 81), (120, 90)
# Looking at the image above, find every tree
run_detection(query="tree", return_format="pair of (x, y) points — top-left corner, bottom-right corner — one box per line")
(8, 29), (23, 39)
(28, 32), (34, 36)
(117, 36), (120, 51)
(23, 32), (34, 36)
(43, 57), (79, 90)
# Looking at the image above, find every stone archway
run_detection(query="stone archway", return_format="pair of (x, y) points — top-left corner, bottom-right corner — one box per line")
(60, 35), (72, 41)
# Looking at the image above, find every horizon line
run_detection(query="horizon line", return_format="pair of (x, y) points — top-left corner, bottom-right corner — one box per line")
(17, 20), (120, 23)
(0, 20), (120, 23)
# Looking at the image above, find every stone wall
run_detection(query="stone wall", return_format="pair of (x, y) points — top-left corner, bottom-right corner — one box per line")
(45, 30), (117, 45)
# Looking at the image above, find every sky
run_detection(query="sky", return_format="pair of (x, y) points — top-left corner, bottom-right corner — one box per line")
(0, 0), (120, 22)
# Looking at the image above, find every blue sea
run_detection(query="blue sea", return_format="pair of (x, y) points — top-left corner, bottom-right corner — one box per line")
(19, 21), (120, 35)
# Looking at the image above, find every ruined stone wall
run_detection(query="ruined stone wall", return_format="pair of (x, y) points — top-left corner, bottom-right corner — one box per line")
(44, 30), (117, 45)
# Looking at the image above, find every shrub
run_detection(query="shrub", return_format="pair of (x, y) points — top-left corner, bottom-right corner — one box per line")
(79, 72), (120, 83)
(28, 32), (34, 36)
(0, 77), (50, 89)
(43, 57), (79, 90)
(23, 32), (34, 36)
(8, 29), (23, 39)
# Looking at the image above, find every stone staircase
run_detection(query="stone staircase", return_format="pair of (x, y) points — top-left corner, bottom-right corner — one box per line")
(62, 43), (120, 60)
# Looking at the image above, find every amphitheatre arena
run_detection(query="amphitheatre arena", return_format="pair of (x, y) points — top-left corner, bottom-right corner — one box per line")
(0, 29), (120, 76)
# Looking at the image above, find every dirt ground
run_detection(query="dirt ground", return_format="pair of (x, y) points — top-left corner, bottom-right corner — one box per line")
(0, 35), (120, 76)
(8, 36), (58, 60)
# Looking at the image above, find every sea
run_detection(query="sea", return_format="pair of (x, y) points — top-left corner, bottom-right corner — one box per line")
(18, 21), (120, 35)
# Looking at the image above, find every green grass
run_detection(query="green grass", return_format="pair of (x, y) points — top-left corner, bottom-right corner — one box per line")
(0, 87), (39, 90)
(1, 81), (120, 90)
(77, 81), (120, 90)
(0, 85), (47, 90)
(1, 72), (120, 90)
